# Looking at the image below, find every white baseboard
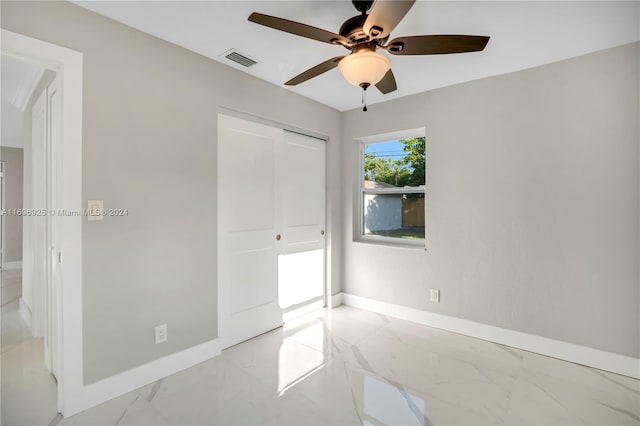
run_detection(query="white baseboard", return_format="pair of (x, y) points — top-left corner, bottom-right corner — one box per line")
(65, 338), (222, 417)
(340, 293), (640, 379)
(19, 298), (32, 332)
(330, 293), (343, 308)
(3, 261), (22, 270)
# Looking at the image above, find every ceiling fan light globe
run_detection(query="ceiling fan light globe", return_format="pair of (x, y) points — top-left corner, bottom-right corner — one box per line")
(338, 51), (391, 87)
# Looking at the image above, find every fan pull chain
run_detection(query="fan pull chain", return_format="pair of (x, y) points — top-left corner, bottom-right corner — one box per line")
(362, 86), (368, 112)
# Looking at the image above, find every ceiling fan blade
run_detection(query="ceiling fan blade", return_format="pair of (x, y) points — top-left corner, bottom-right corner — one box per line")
(363, 0), (415, 40)
(285, 56), (345, 86)
(375, 69), (397, 94)
(249, 12), (349, 46)
(387, 35), (490, 55)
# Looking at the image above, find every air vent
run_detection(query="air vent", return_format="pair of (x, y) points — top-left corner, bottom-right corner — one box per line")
(222, 49), (258, 68)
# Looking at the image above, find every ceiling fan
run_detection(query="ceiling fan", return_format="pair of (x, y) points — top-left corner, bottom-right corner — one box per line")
(248, 0), (490, 111)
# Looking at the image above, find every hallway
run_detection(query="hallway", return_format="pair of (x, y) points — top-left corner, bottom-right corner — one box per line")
(1, 268), (58, 426)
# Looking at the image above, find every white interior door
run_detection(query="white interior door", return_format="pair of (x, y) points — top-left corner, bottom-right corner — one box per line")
(218, 114), (284, 348)
(30, 88), (47, 339)
(46, 77), (60, 380)
(29, 78), (60, 379)
(278, 131), (326, 311)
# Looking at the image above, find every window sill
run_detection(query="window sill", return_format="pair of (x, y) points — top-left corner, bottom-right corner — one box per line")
(355, 235), (426, 250)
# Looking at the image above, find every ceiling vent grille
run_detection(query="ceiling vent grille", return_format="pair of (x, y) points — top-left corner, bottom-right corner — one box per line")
(223, 49), (258, 68)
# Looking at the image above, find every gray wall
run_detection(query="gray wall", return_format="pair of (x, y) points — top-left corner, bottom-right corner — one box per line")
(0, 147), (23, 263)
(342, 42), (640, 358)
(1, 0), (342, 384)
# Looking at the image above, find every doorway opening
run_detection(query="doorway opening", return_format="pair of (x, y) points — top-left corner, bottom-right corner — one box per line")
(2, 28), (83, 418)
(1, 52), (60, 425)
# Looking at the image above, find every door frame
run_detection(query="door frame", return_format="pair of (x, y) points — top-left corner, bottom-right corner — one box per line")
(216, 108), (330, 339)
(2, 29), (83, 416)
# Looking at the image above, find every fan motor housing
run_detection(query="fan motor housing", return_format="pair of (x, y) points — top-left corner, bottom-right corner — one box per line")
(339, 15), (368, 43)
(340, 14), (389, 47)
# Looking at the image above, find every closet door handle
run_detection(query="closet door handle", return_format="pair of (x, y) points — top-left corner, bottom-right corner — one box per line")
(276, 234), (282, 241)
(320, 230), (325, 235)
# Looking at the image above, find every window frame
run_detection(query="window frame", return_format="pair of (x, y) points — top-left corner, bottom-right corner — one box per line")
(355, 128), (426, 248)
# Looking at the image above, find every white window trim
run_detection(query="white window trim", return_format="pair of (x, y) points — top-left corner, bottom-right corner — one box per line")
(355, 128), (426, 249)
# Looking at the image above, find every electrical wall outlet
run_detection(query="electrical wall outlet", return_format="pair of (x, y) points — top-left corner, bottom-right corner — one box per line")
(155, 324), (167, 344)
(430, 289), (440, 303)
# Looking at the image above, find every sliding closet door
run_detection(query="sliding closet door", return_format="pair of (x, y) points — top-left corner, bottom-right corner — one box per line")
(218, 115), (327, 347)
(218, 114), (284, 348)
(278, 131), (326, 311)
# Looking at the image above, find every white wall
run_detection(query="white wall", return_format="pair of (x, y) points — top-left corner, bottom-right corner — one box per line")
(342, 42), (640, 358)
(1, 0), (342, 384)
(18, 70), (54, 314)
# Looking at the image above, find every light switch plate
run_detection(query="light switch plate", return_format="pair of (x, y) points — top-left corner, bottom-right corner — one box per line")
(87, 199), (103, 221)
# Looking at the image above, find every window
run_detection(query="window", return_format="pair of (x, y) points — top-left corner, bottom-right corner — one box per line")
(358, 130), (425, 246)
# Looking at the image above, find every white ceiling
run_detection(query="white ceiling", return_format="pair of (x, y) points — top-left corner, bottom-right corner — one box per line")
(74, 1), (639, 111)
(1, 55), (45, 149)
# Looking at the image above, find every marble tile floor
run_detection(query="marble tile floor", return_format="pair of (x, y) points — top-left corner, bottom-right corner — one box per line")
(3, 304), (639, 425)
(1, 269), (33, 349)
(1, 268), (59, 426)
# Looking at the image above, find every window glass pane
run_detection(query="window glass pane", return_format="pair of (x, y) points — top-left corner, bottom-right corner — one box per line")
(364, 138), (425, 188)
(363, 192), (425, 240)
(361, 136), (425, 242)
